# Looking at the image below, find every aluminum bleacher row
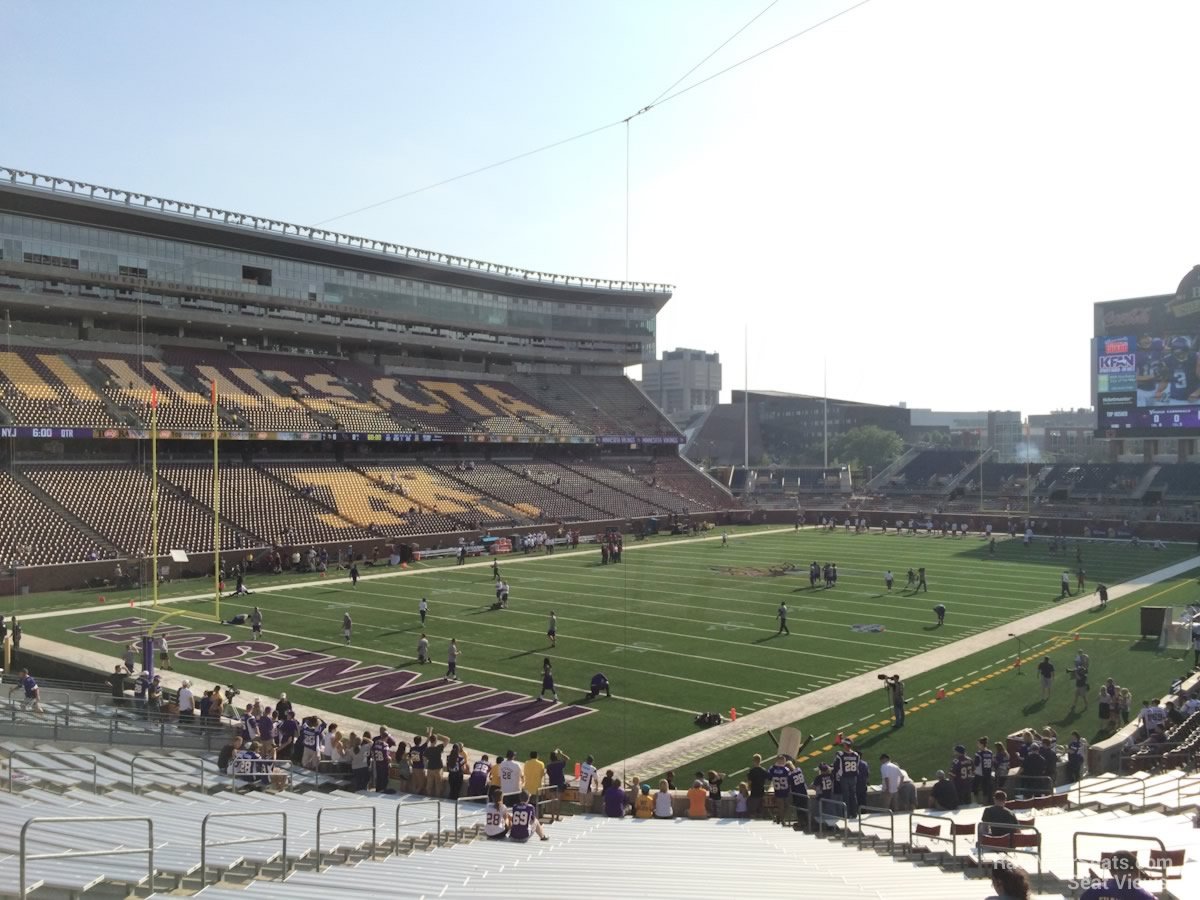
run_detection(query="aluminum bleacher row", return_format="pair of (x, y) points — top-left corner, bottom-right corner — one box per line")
(0, 743), (1061, 900)
(0, 342), (681, 440)
(0, 456), (734, 565)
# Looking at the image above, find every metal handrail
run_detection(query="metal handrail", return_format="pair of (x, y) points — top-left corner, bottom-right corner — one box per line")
(1074, 774), (1147, 808)
(200, 810), (287, 886)
(452, 791), (491, 839)
(130, 751), (206, 793)
(1175, 774), (1200, 809)
(221, 757), (295, 792)
(817, 797), (848, 837)
(316, 804), (377, 869)
(855, 804), (895, 852)
(977, 823), (1042, 880)
(8, 751), (98, 794)
(393, 797), (442, 853)
(1072, 831), (1168, 885)
(1013, 774), (1053, 798)
(19, 814), (154, 900)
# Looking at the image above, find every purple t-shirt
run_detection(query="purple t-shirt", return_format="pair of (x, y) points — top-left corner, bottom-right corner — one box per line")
(1079, 879), (1156, 900)
(603, 785), (627, 817)
(509, 801), (537, 840)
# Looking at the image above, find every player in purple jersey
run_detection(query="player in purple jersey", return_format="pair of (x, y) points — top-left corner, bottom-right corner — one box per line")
(1155, 337), (1200, 404)
(9, 669), (45, 714)
(507, 790), (548, 841)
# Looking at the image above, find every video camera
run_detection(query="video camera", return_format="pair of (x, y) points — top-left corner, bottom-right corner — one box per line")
(223, 685), (240, 703)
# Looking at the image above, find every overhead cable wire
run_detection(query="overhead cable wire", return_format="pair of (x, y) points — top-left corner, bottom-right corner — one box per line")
(314, 0), (875, 226)
(645, 0), (782, 108)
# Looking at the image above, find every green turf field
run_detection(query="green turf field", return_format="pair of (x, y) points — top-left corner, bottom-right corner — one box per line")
(686, 569), (1200, 784)
(18, 527), (1197, 772)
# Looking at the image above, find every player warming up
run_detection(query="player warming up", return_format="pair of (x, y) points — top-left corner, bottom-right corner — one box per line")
(342, 612), (353, 645)
(933, 604), (946, 627)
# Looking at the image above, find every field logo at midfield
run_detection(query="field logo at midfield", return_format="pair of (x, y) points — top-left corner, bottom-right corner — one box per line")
(710, 562), (800, 577)
(68, 617), (593, 736)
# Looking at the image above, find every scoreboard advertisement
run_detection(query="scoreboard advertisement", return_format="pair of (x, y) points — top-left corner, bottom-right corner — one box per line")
(1096, 267), (1200, 436)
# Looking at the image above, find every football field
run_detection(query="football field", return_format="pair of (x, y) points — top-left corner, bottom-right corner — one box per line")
(25, 526), (1197, 774)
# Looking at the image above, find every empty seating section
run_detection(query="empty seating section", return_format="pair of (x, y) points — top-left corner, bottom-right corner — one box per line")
(368, 373), (557, 436)
(556, 460), (693, 514)
(886, 450), (978, 489)
(1044, 463), (1149, 497)
(0, 347), (123, 428)
(641, 456), (734, 509)
(1150, 462), (1200, 498)
(159, 464), (373, 547)
(440, 462), (608, 522)
(263, 463), (466, 536)
(232, 351), (406, 433)
(72, 349), (216, 431)
(508, 375), (610, 435)
(353, 464), (533, 528)
(0, 470), (98, 564)
(572, 375), (679, 435)
(23, 464), (221, 555)
(163, 347), (327, 432)
(978, 462), (1034, 492)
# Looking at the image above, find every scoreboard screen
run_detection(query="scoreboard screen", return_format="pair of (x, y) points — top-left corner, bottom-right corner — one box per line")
(1095, 333), (1200, 435)
(1096, 271), (1200, 437)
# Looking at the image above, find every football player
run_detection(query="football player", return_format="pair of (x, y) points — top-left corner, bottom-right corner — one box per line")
(1135, 336), (1166, 405)
(1155, 336), (1200, 405)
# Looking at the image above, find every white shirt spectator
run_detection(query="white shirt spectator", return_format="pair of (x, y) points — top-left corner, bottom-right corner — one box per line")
(579, 761), (597, 793)
(177, 684), (194, 713)
(654, 789), (674, 818)
(484, 802), (509, 837)
(879, 760), (902, 794)
(1141, 704), (1167, 732)
(499, 758), (523, 795)
(1183, 695), (1200, 716)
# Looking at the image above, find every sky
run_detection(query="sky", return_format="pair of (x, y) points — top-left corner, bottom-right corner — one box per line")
(3, 0), (1198, 416)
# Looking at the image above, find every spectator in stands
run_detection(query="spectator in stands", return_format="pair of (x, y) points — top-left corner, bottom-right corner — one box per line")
(499, 749), (523, 804)
(979, 790), (1018, 837)
(349, 734), (370, 791)
(257, 706), (274, 745)
(109, 665), (128, 706)
(485, 787), (510, 839)
(446, 743), (467, 800)
(467, 753), (492, 798)
(705, 769), (725, 816)
(510, 789), (549, 840)
(929, 770), (958, 810)
(178, 679), (194, 720)
(545, 749), (568, 796)
(218, 736), (243, 775)
(988, 862), (1032, 900)
(635, 782), (655, 818)
(654, 780), (674, 819)
(1019, 741), (1046, 796)
(604, 777), (629, 818)
(370, 729), (393, 793)
(277, 710), (299, 763)
(994, 742), (1010, 792)
(1079, 851), (1156, 900)
(299, 716), (326, 770)
(423, 729), (450, 796)
(522, 750), (546, 801)
(878, 754), (914, 811)
(747, 753), (768, 818)
(123, 642), (137, 675)
(950, 744), (973, 806)
(686, 779), (708, 818)
(1065, 731), (1087, 783)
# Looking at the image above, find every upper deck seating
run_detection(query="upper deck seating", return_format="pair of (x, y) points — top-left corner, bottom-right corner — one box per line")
(0, 347), (123, 428)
